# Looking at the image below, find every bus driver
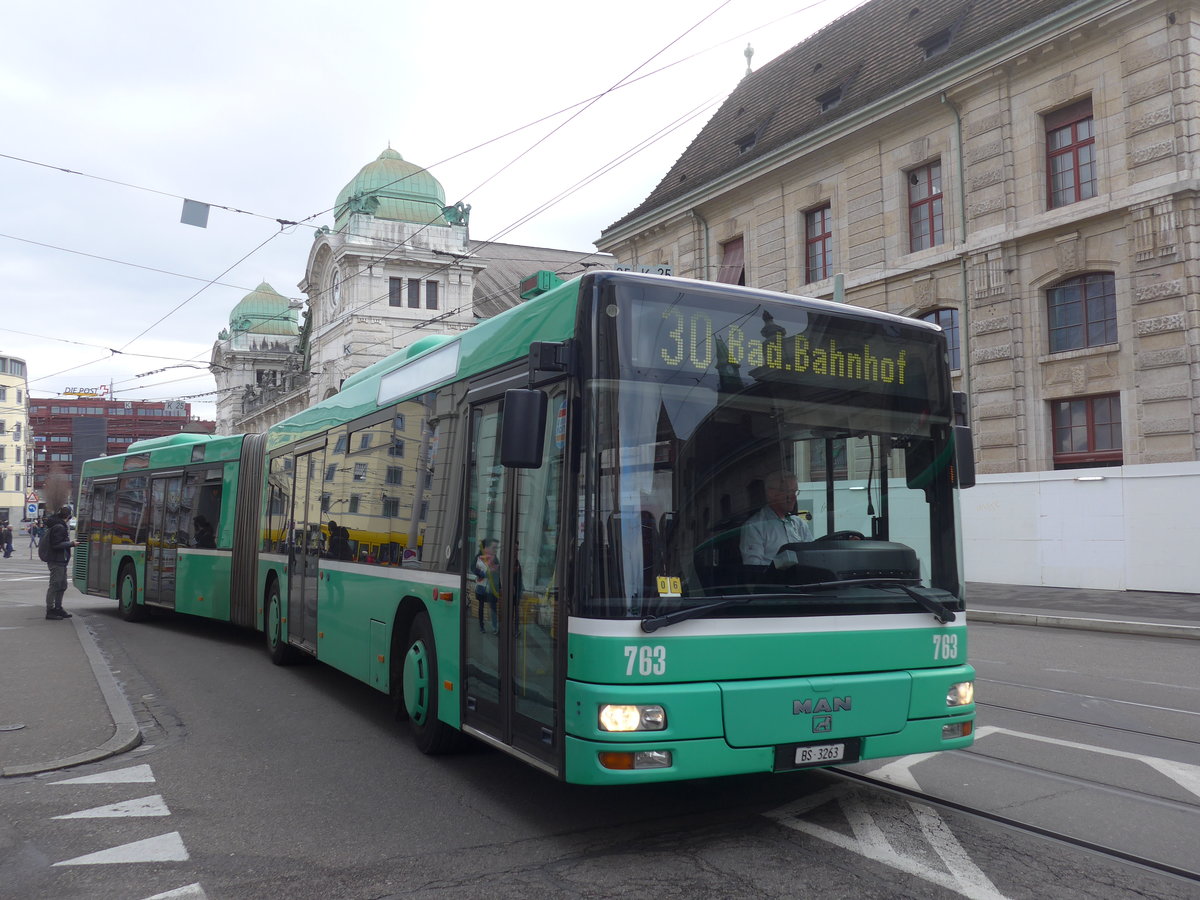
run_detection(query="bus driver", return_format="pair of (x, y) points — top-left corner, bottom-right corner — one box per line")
(739, 471), (813, 575)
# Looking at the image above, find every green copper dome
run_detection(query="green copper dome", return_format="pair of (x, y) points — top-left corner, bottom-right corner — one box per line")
(228, 283), (298, 336)
(334, 148), (448, 229)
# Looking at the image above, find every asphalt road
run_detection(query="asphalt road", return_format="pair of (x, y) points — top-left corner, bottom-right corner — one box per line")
(1, 584), (1196, 900)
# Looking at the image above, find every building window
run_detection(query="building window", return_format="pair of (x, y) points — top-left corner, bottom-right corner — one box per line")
(716, 236), (745, 285)
(389, 277), (403, 307)
(388, 438), (405, 458)
(13, 474), (20, 491)
(358, 433), (373, 450)
(333, 434), (347, 454)
(805, 205), (832, 283)
(325, 464), (337, 481)
(1051, 394), (1121, 469)
(320, 493), (331, 514)
(353, 463), (368, 481)
(908, 161), (943, 252)
(0, 387), (6, 401)
(408, 279), (421, 309)
(1046, 98), (1096, 208)
(919, 308), (960, 370)
(348, 494), (360, 514)
(1047, 273), (1116, 352)
(426, 280), (439, 310)
(386, 466), (403, 485)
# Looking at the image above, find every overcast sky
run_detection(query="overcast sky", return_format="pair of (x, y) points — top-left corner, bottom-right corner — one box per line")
(1, 0), (867, 420)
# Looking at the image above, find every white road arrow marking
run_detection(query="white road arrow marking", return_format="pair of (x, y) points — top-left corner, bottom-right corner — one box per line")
(53, 831), (189, 866)
(767, 787), (1008, 900)
(53, 794), (171, 819)
(140, 884), (209, 899)
(50, 763), (155, 785)
(865, 726), (1200, 801)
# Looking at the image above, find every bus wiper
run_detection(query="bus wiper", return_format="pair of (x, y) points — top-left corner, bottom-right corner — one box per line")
(794, 578), (957, 624)
(640, 595), (756, 633)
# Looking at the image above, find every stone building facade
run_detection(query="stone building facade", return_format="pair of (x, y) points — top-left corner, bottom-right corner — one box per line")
(597, 0), (1199, 475)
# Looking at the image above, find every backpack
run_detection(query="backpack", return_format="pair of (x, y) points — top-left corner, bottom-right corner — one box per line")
(38, 523), (58, 562)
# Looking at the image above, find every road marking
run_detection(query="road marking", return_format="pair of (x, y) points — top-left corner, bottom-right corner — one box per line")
(54, 794), (170, 819)
(766, 786), (1007, 900)
(50, 763), (156, 785)
(865, 725), (1200, 802)
(53, 831), (189, 866)
(140, 884), (209, 900)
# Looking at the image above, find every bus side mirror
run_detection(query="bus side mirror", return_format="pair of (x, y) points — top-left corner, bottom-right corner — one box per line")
(951, 391), (975, 489)
(953, 425), (975, 489)
(501, 389), (547, 468)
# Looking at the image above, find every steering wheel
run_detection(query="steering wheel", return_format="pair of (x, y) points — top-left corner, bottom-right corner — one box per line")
(816, 530), (866, 541)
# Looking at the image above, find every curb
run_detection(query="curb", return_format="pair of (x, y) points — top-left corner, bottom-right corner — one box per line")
(969, 609), (1200, 640)
(1, 614), (142, 778)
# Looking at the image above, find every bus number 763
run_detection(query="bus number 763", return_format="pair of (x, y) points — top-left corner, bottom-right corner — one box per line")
(625, 645), (667, 676)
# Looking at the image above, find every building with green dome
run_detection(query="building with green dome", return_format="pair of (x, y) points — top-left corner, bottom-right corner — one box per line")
(212, 147), (609, 435)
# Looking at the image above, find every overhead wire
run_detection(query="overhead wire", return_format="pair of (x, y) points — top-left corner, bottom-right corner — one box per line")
(17, 0), (841, 403)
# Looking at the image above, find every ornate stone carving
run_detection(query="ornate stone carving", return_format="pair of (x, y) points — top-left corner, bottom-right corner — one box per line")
(972, 344), (1013, 363)
(1134, 314), (1185, 336)
(1054, 233), (1082, 273)
(1134, 279), (1183, 303)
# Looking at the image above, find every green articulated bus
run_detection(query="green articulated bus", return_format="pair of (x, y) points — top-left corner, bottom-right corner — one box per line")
(75, 271), (976, 785)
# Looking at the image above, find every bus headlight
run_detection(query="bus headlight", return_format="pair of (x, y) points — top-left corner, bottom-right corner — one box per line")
(946, 681), (974, 707)
(598, 704), (666, 732)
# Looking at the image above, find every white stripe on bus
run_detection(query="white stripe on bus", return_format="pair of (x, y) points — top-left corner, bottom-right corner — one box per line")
(567, 613), (964, 637)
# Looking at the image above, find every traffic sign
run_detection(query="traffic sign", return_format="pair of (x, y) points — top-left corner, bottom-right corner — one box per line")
(26, 504), (38, 517)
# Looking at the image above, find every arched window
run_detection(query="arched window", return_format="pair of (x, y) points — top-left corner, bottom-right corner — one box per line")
(1047, 273), (1116, 352)
(918, 308), (960, 370)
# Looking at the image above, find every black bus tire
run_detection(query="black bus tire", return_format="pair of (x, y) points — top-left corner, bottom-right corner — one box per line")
(403, 612), (462, 755)
(118, 562), (147, 622)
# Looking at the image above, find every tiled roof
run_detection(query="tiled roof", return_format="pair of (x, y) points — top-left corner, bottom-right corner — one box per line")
(469, 241), (612, 317)
(603, 0), (1092, 236)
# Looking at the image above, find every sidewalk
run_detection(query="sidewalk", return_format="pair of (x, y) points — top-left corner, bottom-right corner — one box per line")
(1, 561), (1196, 779)
(967, 581), (1200, 640)
(0, 560), (140, 778)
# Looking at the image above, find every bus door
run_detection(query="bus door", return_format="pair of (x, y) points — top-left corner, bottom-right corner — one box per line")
(287, 446), (325, 653)
(144, 472), (184, 608)
(87, 480), (118, 595)
(462, 384), (566, 770)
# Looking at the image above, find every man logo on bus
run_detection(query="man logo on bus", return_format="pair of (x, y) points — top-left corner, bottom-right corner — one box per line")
(793, 696), (851, 715)
(812, 716), (833, 733)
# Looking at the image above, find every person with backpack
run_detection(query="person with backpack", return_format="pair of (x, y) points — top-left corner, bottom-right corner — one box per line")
(41, 506), (78, 620)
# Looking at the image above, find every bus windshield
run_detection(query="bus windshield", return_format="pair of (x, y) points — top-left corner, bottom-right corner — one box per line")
(582, 279), (960, 621)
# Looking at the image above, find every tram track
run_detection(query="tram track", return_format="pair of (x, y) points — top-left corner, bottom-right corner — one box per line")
(829, 767), (1200, 886)
(974, 699), (1200, 747)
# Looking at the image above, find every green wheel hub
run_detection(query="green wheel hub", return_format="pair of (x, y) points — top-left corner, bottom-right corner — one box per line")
(403, 640), (430, 725)
(120, 574), (135, 612)
(268, 597), (281, 648)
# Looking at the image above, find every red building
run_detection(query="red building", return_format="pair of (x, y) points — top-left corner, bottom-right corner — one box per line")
(29, 397), (215, 499)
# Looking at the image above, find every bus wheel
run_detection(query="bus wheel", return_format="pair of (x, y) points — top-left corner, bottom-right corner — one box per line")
(118, 563), (146, 622)
(265, 582), (296, 666)
(403, 612), (461, 755)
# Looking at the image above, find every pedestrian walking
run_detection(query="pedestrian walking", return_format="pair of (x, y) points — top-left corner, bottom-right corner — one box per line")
(40, 506), (78, 620)
(29, 518), (44, 553)
(1, 522), (13, 558)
